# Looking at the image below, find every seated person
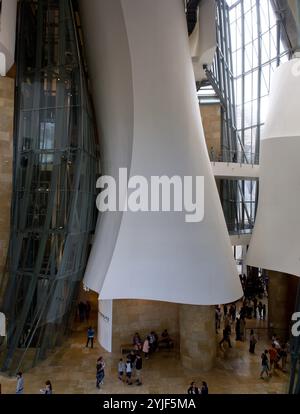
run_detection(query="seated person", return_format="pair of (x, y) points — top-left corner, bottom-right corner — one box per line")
(159, 329), (174, 349)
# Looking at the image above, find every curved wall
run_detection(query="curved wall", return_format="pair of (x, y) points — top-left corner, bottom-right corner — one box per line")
(80, 0), (243, 305)
(246, 59), (300, 277)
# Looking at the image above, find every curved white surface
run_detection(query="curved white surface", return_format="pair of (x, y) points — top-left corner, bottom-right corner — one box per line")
(189, 0), (216, 82)
(262, 59), (300, 140)
(246, 59), (300, 277)
(0, 0), (17, 76)
(80, 0), (242, 305)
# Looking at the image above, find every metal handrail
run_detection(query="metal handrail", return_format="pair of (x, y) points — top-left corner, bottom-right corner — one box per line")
(209, 149), (259, 166)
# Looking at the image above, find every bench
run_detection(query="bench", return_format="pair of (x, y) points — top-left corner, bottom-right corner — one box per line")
(120, 343), (136, 355)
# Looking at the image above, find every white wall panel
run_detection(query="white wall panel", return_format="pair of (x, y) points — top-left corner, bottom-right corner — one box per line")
(246, 59), (300, 277)
(80, 0), (243, 305)
(0, 0), (17, 76)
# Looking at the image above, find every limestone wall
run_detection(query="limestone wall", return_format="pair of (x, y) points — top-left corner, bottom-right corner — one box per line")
(200, 104), (221, 157)
(0, 76), (14, 275)
(111, 299), (180, 353)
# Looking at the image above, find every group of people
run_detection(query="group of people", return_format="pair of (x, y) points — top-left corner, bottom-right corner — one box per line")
(187, 381), (208, 395)
(132, 330), (174, 359)
(119, 351), (143, 386)
(15, 372), (52, 394)
(260, 335), (289, 379)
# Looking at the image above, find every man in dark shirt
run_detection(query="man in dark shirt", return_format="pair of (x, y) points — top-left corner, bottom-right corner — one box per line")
(86, 326), (95, 348)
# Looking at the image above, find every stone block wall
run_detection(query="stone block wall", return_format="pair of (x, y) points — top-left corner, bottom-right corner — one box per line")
(112, 299), (180, 353)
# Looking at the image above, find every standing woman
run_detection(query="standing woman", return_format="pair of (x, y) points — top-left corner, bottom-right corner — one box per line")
(96, 356), (105, 389)
(143, 336), (150, 360)
(249, 329), (257, 354)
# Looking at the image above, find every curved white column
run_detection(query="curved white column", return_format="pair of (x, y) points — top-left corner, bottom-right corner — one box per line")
(189, 0), (216, 82)
(246, 59), (300, 277)
(80, 0), (242, 305)
(0, 0), (17, 76)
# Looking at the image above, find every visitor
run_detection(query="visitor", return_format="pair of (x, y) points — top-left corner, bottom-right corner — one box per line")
(143, 336), (150, 359)
(219, 324), (232, 348)
(215, 306), (221, 332)
(272, 335), (281, 351)
(149, 331), (158, 352)
(249, 329), (257, 354)
(96, 356), (105, 388)
(223, 304), (228, 319)
(260, 350), (270, 379)
(268, 344), (278, 374)
(240, 316), (246, 341)
(160, 329), (173, 349)
(262, 304), (266, 320)
(258, 302), (263, 319)
(200, 381), (208, 395)
(127, 350), (137, 377)
(85, 301), (91, 321)
(86, 326), (95, 348)
(16, 372), (24, 394)
(133, 332), (142, 351)
(118, 358), (125, 381)
(78, 301), (86, 322)
(40, 380), (52, 394)
(235, 317), (241, 341)
(187, 381), (199, 394)
(280, 343), (288, 372)
(126, 358), (133, 385)
(135, 354), (143, 385)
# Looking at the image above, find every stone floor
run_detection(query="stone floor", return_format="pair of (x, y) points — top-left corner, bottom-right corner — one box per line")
(0, 314), (290, 394)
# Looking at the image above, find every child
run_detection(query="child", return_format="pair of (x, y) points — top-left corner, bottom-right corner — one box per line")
(118, 358), (125, 381)
(125, 359), (133, 385)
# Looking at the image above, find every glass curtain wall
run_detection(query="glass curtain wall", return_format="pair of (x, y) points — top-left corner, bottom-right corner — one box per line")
(209, 0), (292, 234)
(0, 0), (99, 373)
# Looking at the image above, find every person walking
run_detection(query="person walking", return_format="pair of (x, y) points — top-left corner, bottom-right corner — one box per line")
(268, 344), (278, 374)
(135, 354), (143, 385)
(16, 372), (24, 394)
(86, 326), (95, 349)
(118, 358), (125, 381)
(260, 350), (270, 379)
(249, 329), (257, 354)
(96, 356), (105, 388)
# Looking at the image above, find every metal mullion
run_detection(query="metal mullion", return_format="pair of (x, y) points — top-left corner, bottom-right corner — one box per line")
(255, 0), (262, 160)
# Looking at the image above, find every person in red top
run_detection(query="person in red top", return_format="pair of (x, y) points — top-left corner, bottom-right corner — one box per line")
(268, 344), (278, 374)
